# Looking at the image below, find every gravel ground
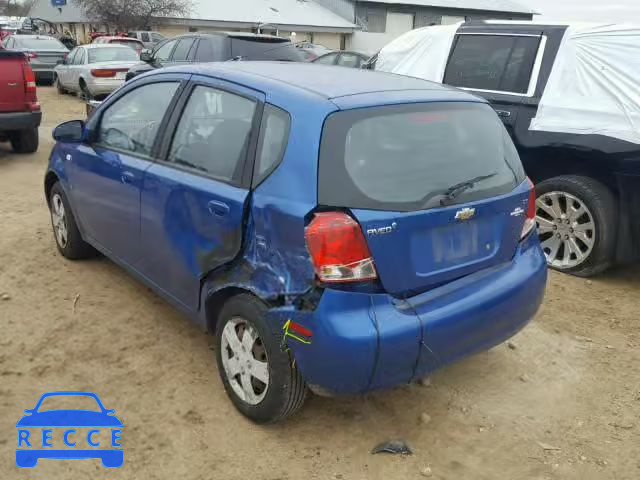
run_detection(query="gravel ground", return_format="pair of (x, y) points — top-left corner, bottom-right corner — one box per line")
(1, 87), (639, 479)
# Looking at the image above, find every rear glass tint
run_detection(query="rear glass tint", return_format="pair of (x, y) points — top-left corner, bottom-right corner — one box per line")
(88, 47), (138, 63)
(319, 102), (525, 212)
(230, 38), (303, 61)
(111, 39), (142, 50)
(17, 37), (66, 49)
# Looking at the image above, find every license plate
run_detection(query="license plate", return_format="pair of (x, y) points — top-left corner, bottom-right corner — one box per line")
(431, 222), (480, 264)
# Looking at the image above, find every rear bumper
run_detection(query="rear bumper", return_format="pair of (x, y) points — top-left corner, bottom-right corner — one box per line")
(86, 78), (125, 96)
(272, 236), (547, 395)
(0, 111), (42, 132)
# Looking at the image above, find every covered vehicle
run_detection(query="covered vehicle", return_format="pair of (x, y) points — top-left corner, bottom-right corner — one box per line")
(373, 22), (640, 276)
(44, 63), (546, 423)
(54, 44), (139, 99)
(2, 34), (68, 84)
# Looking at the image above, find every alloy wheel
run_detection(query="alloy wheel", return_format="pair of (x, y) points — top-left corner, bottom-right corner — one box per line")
(220, 317), (270, 405)
(536, 191), (595, 269)
(51, 193), (68, 249)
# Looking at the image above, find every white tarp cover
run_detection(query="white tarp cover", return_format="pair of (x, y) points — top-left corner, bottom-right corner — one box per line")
(377, 22), (640, 145)
(375, 24), (461, 83)
(530, 23), (640, 144)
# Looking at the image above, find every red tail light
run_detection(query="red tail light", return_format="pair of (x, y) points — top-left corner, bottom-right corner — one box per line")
(90, 68), (128, 78)
(521, 178), (537, 240)
(305, 212), (377, 283)
(26, 51), (38, 60)
(22, 60), (36, 93)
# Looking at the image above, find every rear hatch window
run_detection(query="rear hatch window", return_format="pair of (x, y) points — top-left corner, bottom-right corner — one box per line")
(319, 102), (529, 297)
(230, 37), (303, 61)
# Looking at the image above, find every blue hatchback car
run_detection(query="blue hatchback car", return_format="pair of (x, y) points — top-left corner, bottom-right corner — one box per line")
(45, 62), (547, 423)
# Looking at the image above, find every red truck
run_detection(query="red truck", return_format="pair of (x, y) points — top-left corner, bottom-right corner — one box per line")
(0, 50), (41, 153)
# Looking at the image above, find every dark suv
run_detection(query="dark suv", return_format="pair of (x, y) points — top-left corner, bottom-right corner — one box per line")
(125, 32), (303, 81)
(373, 22), (640, 277)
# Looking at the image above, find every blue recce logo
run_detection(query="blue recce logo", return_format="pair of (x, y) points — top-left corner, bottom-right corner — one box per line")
(15, 391), (123, 468)
(51, 0), (67, 6)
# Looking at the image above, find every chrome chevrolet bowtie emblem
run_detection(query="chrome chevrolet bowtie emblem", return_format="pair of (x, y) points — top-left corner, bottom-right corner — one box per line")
(455, 207), (476, 221)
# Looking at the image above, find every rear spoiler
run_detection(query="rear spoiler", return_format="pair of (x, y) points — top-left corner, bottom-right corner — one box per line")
(85, 99), (102, 118)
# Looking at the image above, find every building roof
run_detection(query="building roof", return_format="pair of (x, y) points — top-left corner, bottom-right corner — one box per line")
(28, 0), (358, 32)
(364, 0), (536, 15)
(185, 0), (357, 30)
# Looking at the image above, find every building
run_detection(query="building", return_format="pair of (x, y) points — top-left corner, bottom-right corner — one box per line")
(28, 0), (535, 52)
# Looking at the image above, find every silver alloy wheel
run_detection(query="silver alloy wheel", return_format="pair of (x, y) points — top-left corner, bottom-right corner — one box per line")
(51, 193), (69, 249)
(220, 317), (269, 405)
(536, 191), (596, 269)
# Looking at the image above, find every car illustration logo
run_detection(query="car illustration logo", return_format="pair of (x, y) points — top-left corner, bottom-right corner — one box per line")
(15, 391), (123, 468)
(455, 207), (476, 221)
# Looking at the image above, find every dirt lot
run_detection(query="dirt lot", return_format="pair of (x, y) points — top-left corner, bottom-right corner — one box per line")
(1, 87), (639, 479)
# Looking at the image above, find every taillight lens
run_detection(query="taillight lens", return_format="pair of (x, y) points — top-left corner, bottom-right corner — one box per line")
(305, 212), (377, 283)
(90, 68), (128, 78)
(22, 60), (36, 93)
(521, 178), (537, 240)
(26, 51), (38, 60)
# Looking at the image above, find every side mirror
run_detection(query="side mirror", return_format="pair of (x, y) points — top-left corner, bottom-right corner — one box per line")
(140, 49), (152, 62)
(53, 120), (84, 143)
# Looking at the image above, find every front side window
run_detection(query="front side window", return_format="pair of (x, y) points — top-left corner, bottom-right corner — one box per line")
(168, 85), (256, 183)
(444, 35), (540, 94)
(154, 39), (177, 61)
(314, 52), (338, 65)
(337, 53), (362, 68)
(319, 102), (525, 212)
(151, 33), (165, 42)
(97, 82), (180, 157)
(171, 38), (196, 61)
(140, 32), (150, 43)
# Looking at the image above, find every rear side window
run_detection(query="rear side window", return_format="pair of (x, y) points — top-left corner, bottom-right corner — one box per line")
(168, 86), (257, 183)
(194, 37), (228, 61)
(444, 35), (540, 94)
(253, 104), (290, 185)
(171, 38), (196, 61)
(230, 38), (303, 61)
(319, 103), (525, 212)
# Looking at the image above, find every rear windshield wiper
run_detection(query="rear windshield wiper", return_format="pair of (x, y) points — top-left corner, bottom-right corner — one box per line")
(439, 173), (497, 206)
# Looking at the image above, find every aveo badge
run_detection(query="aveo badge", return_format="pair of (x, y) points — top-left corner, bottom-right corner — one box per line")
(15, 391), (123, 468)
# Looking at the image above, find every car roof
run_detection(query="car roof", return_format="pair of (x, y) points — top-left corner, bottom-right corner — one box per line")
(172, 32), (289, 41)
(167, 61), (476, 104)
(82, 43), (134, 49)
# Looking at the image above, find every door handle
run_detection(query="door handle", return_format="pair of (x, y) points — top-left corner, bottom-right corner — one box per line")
(207, 200), (230, 217)
(121, 171), (135, 184)
(495, 110), (512, 118)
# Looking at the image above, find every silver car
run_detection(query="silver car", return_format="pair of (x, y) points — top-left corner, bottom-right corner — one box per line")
(54, 44), (140, 99)
(2, 34), (68, 84)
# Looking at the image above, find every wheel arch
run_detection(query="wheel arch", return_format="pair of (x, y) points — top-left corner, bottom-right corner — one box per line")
(204, 286), (262, 334)
(44, 171), (60, 207)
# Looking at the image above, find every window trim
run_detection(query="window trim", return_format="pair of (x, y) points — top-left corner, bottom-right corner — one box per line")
(89, 78), (187, 161)
(155, 80), (264, 190)
(448, 33), (547, 98)
(170, 36), (197, 62)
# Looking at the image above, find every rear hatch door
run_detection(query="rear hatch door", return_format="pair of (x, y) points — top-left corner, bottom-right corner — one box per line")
(318, 101), (530, 298)
(0, 52), (26, 112)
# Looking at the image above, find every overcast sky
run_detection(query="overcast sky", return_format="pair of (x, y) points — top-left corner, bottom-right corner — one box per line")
(530, 0), (640, 22)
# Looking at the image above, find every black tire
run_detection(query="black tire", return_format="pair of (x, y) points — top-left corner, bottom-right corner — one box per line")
(215, 294), (307, 423)
(535, 175), (617, 277)
(55, 75), (66, 94)
(48, 182), (97, 260)
(10, 128), (38, 154)
(80, 80), (92, 101)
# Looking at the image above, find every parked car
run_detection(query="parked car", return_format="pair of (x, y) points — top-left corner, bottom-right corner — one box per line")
(373, 22), (640, 277)
(2, 34), (68, 84)
(54, 44), (140, 100)
(0, 49), (40, 153)
(295, 42), (331, 61)
(312, 50), (369, 68)
(44, 62), (546, 422)
(92, 35), (144, 56)
(127, 30), (166, 50)
(125, 32), (304, 81)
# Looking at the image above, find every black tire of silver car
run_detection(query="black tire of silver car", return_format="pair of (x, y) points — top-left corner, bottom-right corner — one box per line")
(79, 80), (92, 101)
(214, 294), (307, 423)
(535, 175), (617, 277)
(55, 75), (66, 95)
(10, 128), (38, 154)
(49, 182), (97, 260)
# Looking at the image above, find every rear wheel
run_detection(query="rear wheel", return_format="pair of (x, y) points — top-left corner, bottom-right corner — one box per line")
(80, 80), (92, 101)
(215, 294), (307, 423)
(535, 175), (617, 277)
(10, 128), (38, 154)
(49, 182), (97, 260)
